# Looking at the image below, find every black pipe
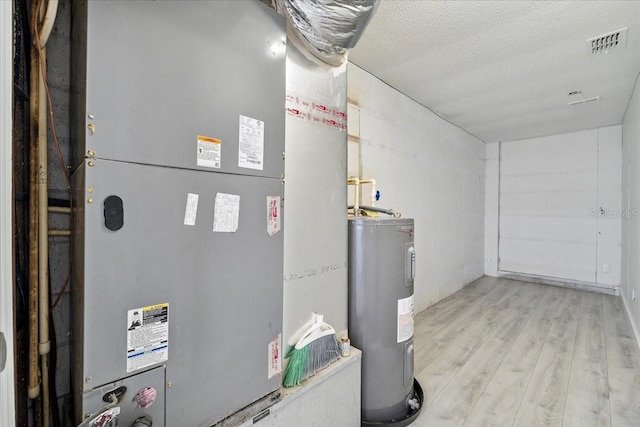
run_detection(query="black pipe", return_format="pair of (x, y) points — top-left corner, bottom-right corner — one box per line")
(48, 265), (61, 427)
(348, 205), (399, 217)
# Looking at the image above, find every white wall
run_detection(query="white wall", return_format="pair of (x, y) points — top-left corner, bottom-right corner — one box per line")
(0, 0), (16, 424)
(622, 72), (640, 344)
(597, 126), (623, 287)
(485, 126), (622, 290)
(347, 63), (485, 314)
(283, 42), (348, 347)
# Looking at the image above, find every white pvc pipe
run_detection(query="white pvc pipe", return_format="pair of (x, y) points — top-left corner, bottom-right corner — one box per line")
(35, 2), (59, 422)
(48, 230), (71, 236)
(348, 178), (378, 214)
(36, 1), (54, 418)
(37, 45), (51, 427)
(38, 0), (59, 48)
(347, 178), (360, 215)
(0, 0), (16, 425)
(48, 206), (71, 214)
(38, 48), (50, 360)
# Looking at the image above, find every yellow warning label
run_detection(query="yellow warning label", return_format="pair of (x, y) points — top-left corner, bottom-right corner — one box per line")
(143, 303), (168, 311)
(197, 135), (221, 144)
(197, 135), (222, 168)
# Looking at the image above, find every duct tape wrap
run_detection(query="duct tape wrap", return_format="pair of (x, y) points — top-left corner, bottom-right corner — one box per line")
(275, 0), (380, 66)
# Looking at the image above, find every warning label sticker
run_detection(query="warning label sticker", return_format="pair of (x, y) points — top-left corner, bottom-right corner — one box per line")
(127, 303), (169, 373)
(268, 333), (281, 379)
(397, 295), (414, 343)
(196, 135), (221, 169)
(266, 196), (281, 236)
(238, 115), (264, 170)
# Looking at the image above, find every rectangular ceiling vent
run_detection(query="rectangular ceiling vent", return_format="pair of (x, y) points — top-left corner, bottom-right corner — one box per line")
(587, 28), (627, 54)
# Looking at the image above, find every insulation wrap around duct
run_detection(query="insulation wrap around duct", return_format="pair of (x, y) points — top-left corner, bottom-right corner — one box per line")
(273, 0), (380, 66)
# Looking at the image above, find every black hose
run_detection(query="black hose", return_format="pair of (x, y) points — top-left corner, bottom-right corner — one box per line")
(348, 205), (400, 217)
(48, 265), (61, 427)
(132, 416), (153, 427)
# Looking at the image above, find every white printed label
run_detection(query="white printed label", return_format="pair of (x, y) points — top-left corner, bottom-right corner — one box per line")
(126, 304), (169, 373)
(266, 196), (281, 236)
(213, 193), (240, 233)
(268, 333), (281, 379)
(397, 295), (414, 343)
(238, 115), (264, 170)
(183, 193), (199, 226)
(197, 135), (221, 168)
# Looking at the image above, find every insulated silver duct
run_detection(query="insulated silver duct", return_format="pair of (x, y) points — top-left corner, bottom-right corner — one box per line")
(274, 0), (380, 66)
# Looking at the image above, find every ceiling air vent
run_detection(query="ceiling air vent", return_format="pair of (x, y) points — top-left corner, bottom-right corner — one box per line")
(587, 28), (627, 54)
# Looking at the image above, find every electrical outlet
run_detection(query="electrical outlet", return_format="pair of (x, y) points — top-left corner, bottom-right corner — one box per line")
(602, 264), (611, 273)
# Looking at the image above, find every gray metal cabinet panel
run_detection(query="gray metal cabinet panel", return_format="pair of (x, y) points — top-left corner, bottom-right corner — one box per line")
(79, 159), (284, 426)
(71, 2), (286, 425)
(81, 367), (166, 427)
(81, 0), (285, 179)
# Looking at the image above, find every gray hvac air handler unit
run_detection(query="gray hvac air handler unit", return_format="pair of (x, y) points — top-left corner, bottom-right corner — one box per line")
(71, 1), (285, 426)
(348, 217), (423, 426)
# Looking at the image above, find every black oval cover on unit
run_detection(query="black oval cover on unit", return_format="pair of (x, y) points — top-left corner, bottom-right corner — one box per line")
(104, 195), (124, 231)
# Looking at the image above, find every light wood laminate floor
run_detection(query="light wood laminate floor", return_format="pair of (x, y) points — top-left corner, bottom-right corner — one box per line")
(410, 276), (640, 427)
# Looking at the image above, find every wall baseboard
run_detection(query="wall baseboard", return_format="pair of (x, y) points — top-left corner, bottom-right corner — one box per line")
(499, 271), (640, 355)
(497, 271), (620, 296)
(621, 291), (640, 355)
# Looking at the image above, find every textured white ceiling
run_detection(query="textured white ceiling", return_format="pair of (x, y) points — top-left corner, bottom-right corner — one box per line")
(349, 1), (640, 142)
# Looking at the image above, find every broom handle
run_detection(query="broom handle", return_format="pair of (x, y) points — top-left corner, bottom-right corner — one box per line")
(295, 323), (336, 349)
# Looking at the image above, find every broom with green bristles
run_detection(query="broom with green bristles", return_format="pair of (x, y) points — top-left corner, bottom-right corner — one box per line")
(283, 313), (340, 387)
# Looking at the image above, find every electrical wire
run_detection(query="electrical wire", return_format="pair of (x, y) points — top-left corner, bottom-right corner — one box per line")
(30, 0), (74, 312)
(14, 232), (27, 331)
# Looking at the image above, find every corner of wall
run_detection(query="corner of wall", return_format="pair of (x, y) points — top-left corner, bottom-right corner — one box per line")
(621, 291), (640, 353)
(484, 142), (499, 277)
(621, 70), (640, 350)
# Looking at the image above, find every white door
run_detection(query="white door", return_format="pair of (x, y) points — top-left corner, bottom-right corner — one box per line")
(498, 130), (599, 283)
